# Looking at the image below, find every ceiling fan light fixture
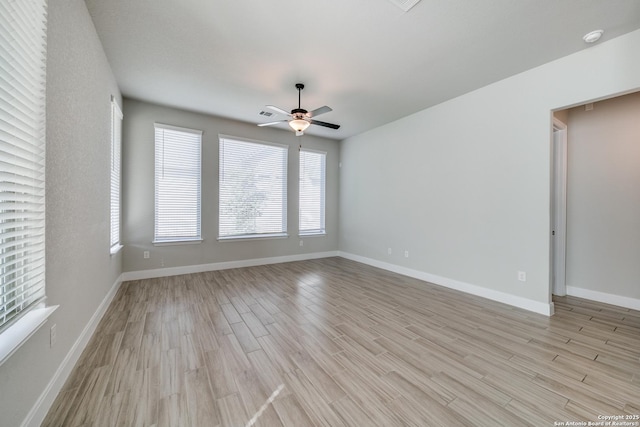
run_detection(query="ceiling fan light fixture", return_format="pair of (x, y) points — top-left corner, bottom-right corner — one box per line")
(289, 118), (310, 133)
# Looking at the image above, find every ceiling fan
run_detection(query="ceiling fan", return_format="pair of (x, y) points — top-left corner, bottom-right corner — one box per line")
(258, 83), (340, 136)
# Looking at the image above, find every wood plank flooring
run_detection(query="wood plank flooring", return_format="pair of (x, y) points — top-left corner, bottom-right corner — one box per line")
(42, 257), (640, 426)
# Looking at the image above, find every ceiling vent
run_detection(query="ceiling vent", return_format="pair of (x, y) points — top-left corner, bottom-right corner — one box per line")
(388, 0), (421, 12)
(259, 110), (274, 117)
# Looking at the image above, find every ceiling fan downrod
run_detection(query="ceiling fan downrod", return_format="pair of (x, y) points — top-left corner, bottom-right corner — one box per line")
(293, 83), (306, 115)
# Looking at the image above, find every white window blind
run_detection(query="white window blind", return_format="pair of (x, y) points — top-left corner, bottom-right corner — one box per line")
(219, 136), (288, 239)
(299, 149), (326, 235)
(110, 97), (122, 250)
(0, 0), (48, 331)
(154, 123), (202, 243)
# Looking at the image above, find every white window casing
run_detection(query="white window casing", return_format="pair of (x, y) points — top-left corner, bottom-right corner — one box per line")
(299, 148), (326, 236)
(110, 96), (123, 253)
(219, 135), (288, 240)
(154, 123), (203, 244)
(0, 0), (58, 366)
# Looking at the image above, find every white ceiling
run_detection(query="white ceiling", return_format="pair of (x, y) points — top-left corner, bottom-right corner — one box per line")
(85, 0), (640, 140)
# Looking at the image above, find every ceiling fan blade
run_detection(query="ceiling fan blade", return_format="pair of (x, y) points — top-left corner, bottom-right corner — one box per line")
(310, 119), (340, 130)
(266, 105), (291, 116)
(258, 120), (288, 127)
(306, 106), (332, 118)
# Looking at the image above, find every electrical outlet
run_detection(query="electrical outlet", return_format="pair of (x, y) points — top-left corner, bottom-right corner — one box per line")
(50, 324), (57, 347)
(143, 251), (150, 259)
(404, 250), (409, 258)
(518, 271), (527, 282)
(299, 240), (304, 247)
(387, 248), (392, 255)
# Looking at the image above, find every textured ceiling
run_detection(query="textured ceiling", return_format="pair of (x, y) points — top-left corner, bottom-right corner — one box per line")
(85, 0), (640, 140)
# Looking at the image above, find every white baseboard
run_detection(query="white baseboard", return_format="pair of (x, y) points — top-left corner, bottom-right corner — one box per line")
(338, 251), (554, 316)
(566, 286), (640, 311)
(22, 274), (124, 427)
(121, 251), (340, 281)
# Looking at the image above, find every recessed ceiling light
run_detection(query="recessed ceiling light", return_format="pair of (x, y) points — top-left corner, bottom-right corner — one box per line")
(583, 30), (604, 44)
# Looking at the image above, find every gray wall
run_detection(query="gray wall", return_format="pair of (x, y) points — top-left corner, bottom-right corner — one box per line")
(122, 99), (340, 272)
(339, 29), (640, 309)
(566, 92), (640, 300)
(0, 0), (123, 425)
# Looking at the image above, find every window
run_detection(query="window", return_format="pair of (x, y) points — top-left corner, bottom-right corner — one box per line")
(154, 123), (202, 244)
(0, 0), (49, 336)
(299, 149), (326, 235)
(219, 135), (288, 239)
(110, 97), (123, 252)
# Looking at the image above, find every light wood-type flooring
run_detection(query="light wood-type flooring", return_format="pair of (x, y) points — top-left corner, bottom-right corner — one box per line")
(43, 257), (640, 426)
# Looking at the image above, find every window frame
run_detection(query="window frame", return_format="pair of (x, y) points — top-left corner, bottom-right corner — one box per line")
(298, 148), (327, 236)
(0, 0), (58, 367)
(218, 135), (289, 241)
(109, 96), (123, 254)
(153, 123), (203, 245)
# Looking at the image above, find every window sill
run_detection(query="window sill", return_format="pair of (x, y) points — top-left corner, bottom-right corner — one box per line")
(218, 233), (289, 242)
(110, 244), (123, 255)
(298, 231), (327, 237)
(152, 239), (203, 247)
(0, 304), (59, 367)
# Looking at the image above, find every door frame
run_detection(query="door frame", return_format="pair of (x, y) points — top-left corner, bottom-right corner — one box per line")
(551, 117), (568, 297)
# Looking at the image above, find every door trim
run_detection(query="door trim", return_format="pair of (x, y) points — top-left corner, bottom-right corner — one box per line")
(552, 117), (567, 297)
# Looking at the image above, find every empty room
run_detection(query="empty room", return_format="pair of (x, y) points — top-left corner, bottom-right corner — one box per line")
(1, 0), (639, 426)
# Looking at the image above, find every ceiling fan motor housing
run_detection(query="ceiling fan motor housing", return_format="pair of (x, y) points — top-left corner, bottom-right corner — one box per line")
(291, 108), (308, 118)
